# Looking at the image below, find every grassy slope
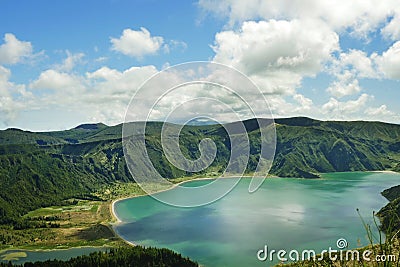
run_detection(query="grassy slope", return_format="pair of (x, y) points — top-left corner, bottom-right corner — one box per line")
(2, 117), (400, 223)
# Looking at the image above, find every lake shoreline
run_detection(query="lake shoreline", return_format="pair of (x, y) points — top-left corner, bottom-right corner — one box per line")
(110, 170), (398, 223)
(109, 170), (398, 246)
(110, 175), (268, 225)
(110, 175), (262, 246)
(110, 171), (400, 266)
(4, 170), (396, 258)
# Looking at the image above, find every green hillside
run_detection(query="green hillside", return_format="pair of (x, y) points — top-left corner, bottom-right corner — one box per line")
(377, 184), (400, 233)
(1, 117), (400, 224)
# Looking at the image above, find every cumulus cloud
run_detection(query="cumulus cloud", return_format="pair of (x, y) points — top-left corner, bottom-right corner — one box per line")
(199, 0), (397, 37)
(3, 1), (400, 128)
(56, 51), (85, 71)
(0, 33), (33, 65)
(111, 28), (164, 59)
(86, 65), (158, 97)
(293, 94), (313, 111)
(202, 0), (400, 123)
(336, 50), (376, 78)
(25, 65), (160, 126)
(381, 11), (400, 40)
(256, 94), (316, 119)
(365, 104), (395, 116)
(212, 19), (339, 94)
(31, 69), (84, 92)
(322, 93), (371, 115)
(375, 41), (400, 79)
(213, 20), (338, 75)
(323, 49), (382, 99)
(327, 71), (362, 98)
(86, 66), (123, 81)
(0, 66), (33, 125)
(327, 43), (400, 82)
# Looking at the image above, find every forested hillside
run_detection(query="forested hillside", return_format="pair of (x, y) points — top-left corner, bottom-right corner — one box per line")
(1, 117), (400, 225)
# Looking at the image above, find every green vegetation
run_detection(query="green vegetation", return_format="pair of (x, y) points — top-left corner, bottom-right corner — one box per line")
(0, 198), (125, 251)
(272, 117), (400, 177)
(1, 117), (400, 227)
(0, 246), (198, 267)
(377, 185), (400, 235)
(1, 117), (400, 255)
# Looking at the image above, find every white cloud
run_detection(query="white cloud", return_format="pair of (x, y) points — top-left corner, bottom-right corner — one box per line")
(94, 56), (107, 63)
(375, 41), (400, 80)
(86, 65), (158, 97)
(363, 104), (400, 123)
(164, 40), (188, 54)
(201, 0), (400, 126)
(0, 33), (33, 65)
(24, 65), (160, 126)
(0, 65), (11, 84)
(56, 51), (85, 71)
(212, 19), (339, 95)
(322, 93), (371, 115)
(365, 104), (395, 116)
(199, 0), (396, 37)
(111, 28), (164, 59)
(381, 11), (400, 40)
(255, 94), (316, 119)
(0, 66), (33, 125)
(80, 65), (158, 124)
(30, 69), (84, 93)
(86, 66), (122, 81)
(327, 71), (362, 98)
(326, 49), (383, 98)
(336, 50), (376, 78)
(328, 43), (400, 82)
(293, 94), (313, 111)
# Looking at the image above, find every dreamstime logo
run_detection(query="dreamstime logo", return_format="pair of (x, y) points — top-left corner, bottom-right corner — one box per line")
(257, 238), (397, 263)
(336, 238), (348, 249)
(122, 62), (276, 207)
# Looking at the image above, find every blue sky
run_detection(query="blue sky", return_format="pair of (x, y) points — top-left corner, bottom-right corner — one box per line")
(0, 0), (400, 130)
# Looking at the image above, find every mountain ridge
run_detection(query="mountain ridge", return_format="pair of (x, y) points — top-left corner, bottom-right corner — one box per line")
(1, 116), (400, 224)
(4, 116), (400, 133)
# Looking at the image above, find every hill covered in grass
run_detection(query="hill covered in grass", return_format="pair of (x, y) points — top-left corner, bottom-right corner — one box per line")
(1, 117), (400, 224)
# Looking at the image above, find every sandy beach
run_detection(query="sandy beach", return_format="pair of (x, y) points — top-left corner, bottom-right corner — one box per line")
(110, 170), (398, 223)
(109, 169), (399, 247)
(109, 175), (263, 224)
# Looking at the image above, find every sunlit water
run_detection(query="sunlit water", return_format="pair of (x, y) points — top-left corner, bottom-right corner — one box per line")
(113, 172), (400, 266)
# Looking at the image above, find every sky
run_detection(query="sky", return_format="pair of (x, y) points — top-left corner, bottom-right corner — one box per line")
(0, 0), (400, 131)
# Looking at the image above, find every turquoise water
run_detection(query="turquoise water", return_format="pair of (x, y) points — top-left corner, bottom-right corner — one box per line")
(114, 172), (400, 267)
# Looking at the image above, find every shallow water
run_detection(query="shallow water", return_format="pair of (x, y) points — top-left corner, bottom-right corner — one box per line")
(114, 172), (400, 266)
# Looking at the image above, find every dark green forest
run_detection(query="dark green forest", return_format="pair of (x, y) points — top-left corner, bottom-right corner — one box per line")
(377, 184), (400, 232)
(0, 246), (198, 267)
(1, 117), (400, 226)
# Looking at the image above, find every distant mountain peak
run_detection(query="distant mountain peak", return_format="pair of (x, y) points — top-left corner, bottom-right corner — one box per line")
(5, 128), (25, 132)
(174, 118), (220, 126)
(74, 123), (107, 130)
